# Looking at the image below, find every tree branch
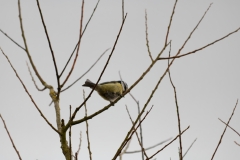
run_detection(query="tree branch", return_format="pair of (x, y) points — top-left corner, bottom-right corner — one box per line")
(1, 47), (61, 135)
(59, 0), (100, 78)
(218, 118), (240, 137)
(26, 61), (46, 91)
(167, 42), (183, 159)
(125, 138), (172, 154)
(60, 0), (84, 90)
(148, 126), (190, 159)
(64, 13), (128, 132)
(0, 114), (22, 160)
(0, 29), (25, 51)
(183, 138), (197, 158)
(83, 90), (92, 160)
(125, 105), (149, 159)
(145, 10), (153, 62)
(211, 99), (238, 160)
(36, 0), (60, 94)
(165, 0), (178, 46)
(18, 0), (51, 89)
(61, 48), (110, 92)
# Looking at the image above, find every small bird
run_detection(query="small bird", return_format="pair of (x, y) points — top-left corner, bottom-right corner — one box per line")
(82, 79), (128, 102)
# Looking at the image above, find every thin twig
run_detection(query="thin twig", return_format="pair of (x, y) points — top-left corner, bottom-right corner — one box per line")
(18, 0), (51, 89)
(74, 44), (170, 159)
(182, 138), (197, 158)
(60, 0), (100, 78)
(64, 14), (128, 132)
(36, 0), (60, 95)
(83, 90), (92, 160)
(118, 71), (144, 160)
(122, 0), (124, 21)
(71, 42), (169, 127)
(137, 101), (144, 160)
(218, 118), (240, 136)
(125, 138), (172, 154)
(69, 105), (72, 160)
(148, 126), (190, 160)
(75, 131), (82, 159)
(176, 3), (213, 58)
(158, 23), (240, 60)
(235, 141), (240, 146)
(119, 138), (132, 160)
(167, 42), (183, 159)
(113, 42), (170, 159)
(61, 48), (110, 92)
(125, 106), (149, 159)
(145, 10), (153, 62)
(26, 62), (46, 91)
(165, 0), (178, 46)
(1, 47), (61, 135)
(0, 114), (22, 160)
(0, 29), (25, 51)
(211, 99), (238, 160)
(61, 0), (84, 89)
(49, 48), (109, 106)
(113, 106), (154, 160)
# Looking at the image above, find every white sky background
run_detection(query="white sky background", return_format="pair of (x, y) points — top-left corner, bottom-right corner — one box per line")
(0, 0), (240, 160)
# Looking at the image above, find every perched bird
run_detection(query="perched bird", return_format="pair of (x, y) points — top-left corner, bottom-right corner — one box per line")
(82, 79), (128, 102)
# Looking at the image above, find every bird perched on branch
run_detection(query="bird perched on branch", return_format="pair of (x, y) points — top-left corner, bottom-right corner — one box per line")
(82, 79), (128, 103)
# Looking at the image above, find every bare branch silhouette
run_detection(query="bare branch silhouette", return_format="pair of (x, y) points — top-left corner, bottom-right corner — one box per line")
(125, 138), (172, 154)
(119, 138), (132, 160)
(60, 0), (101, 78)
(1, 47), (60, 135)
(125, 105), (149, 159)
(183, 138), (197, 158)
(145, 9), (153, 62)
(148, 126), (190, 160)
(113, 44), (172, 159)
(218, 118), (240, 137)
(171, 3), (213, 60)
(48, 48), (109, 106)
(61, 48), (110, 92)
(18, 0), (51, 89)
(69, 105), (72, 160)
(235, 141), (240, 147)
(64, 13), (128, 131)
(36, 0), (60, 94)
(83, 90), (93, 160)
(122, 0), (124, 21)
(0, 29), (25, 51)
(119, 71), (144, 160)
(167, 42), (183, 159)
(211, 99), (238, 160)
(26, 62), (46, 91)
(165, 0), (178, 46)
(0, 114), (22, 160)
(74, 131), (82, 160)
(158, 27), (240, 60)
(113, 106), (154, 160)
(61, 0), (84, 90)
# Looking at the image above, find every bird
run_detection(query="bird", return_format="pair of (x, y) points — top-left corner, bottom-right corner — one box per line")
(82, 79), (128, 103)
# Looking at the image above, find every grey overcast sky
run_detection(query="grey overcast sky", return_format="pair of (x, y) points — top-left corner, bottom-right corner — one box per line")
(0, 0), (240, 160)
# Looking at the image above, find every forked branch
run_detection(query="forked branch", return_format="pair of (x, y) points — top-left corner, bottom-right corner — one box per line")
(18, 0), (52, 89)
(60, 0), (100, 78)
(1, 47), (60, 135)
(36, 0), (60, 94)
(211, 99), (238, 160)
(64, 13), (128, 131)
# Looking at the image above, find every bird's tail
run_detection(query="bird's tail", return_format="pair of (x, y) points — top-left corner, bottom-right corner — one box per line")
(82, 79), (96, 89)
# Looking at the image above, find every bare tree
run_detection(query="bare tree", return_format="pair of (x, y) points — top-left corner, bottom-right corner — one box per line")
(0, 0), (239, 160)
